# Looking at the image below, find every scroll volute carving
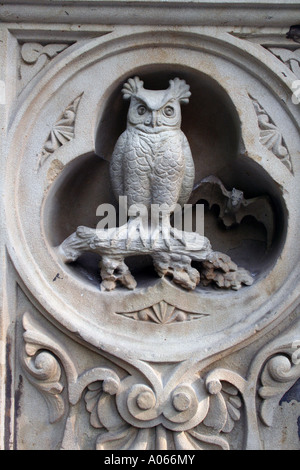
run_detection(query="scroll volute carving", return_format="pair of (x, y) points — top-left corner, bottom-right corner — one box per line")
(19, 42), (70, 91)
(21, 310), (300, 450)
(21, 313), (66, 424)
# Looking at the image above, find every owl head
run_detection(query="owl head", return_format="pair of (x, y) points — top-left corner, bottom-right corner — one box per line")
(122, 76), (191, 132)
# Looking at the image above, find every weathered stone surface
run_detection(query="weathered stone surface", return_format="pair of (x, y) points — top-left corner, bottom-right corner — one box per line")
(0, 0), (299, 451)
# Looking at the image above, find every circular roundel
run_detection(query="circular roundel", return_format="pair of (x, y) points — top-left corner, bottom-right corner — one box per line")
(5, 29), (300, 363)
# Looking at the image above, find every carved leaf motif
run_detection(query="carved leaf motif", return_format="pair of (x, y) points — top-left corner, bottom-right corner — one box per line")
(85, 382), (104, 429)
(21, 312), (79, 425)
(204, 380), (242, 434)
(251, 97), (293, 172)
(84, 378), (153, 450)
(22, 346), (65, 424)
(174, 429), (230, 450)
(37, 94), (82, 169)
(96, 426), (150, 451)
(84, 381), (124, 431)
(117, 300), (206, 324)
(82, 366), (244, 450)
(258, 348), (300, 426)
(84, 378), (143, 449)
(19, 42), (69, 90)
(268, 47), (300, 78)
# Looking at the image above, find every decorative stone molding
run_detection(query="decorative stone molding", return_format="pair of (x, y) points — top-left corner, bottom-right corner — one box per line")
(258, 340), (300, 427)
(22, 317), (65, 424)
(20, 311), (300, 450)
(115, 300), (206, 323)
(1, 1), (299, 28)
(20, 312), (243, 450)
(19, 42), (70, 91)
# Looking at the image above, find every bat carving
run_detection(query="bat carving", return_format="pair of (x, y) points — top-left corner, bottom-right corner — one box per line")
(190, 175), (275, 248)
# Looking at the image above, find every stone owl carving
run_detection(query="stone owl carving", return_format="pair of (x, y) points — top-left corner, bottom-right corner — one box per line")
(60, 77), (254, 291)
(110, 76), (195, 245)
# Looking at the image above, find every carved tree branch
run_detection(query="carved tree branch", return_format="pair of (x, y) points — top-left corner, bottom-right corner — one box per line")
(58, 224), (253, 292)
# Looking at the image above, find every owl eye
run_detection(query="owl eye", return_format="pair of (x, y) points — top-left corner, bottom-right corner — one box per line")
(137, 105), (147, 115)
(163, 106), (175, 117)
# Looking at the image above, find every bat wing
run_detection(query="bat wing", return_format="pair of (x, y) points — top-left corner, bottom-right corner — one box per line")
(236, 195), (275, 248)
(189, 175), (231, 218)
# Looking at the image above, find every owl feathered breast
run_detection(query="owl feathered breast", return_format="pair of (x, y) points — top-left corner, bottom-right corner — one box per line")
(110, 77), (195, 210)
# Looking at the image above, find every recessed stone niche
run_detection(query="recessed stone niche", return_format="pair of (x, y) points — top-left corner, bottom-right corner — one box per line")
(43, 66), (286, 289)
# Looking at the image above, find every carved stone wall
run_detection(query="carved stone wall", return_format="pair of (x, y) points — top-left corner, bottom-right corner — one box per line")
(0, 0), (300, 451)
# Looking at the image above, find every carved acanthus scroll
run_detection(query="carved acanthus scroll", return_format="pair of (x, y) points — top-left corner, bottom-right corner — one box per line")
(83, 372), (242, 451)
(21, 312), (300, 450)
(258, 344), (300, 427)
(21, 313), (66, 423)
(268, 47), (300, 78)
(19, 42), (69, 90)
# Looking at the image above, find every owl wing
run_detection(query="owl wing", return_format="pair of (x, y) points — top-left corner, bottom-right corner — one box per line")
(109, 131), (127, 200)
(177, 132), (195, 206)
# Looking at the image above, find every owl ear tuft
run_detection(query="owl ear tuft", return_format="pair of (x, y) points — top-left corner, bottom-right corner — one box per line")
(168, 78), (191, 104)
(122, 76), (144, 100)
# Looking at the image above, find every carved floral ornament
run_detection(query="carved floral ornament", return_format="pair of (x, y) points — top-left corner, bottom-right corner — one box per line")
(22, 312), (300, 450)
(117, 300), (206, 323)
(19, 42), (70, 92)
(36, 94), (82, 169)
(250, 96), (293, 172)
(268, 47), (300, 79)
(4, 29), (300, 448)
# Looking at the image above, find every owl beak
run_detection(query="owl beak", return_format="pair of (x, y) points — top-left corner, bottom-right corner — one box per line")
(150, 110), (158, 127)
(145, 110), (160, 127)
